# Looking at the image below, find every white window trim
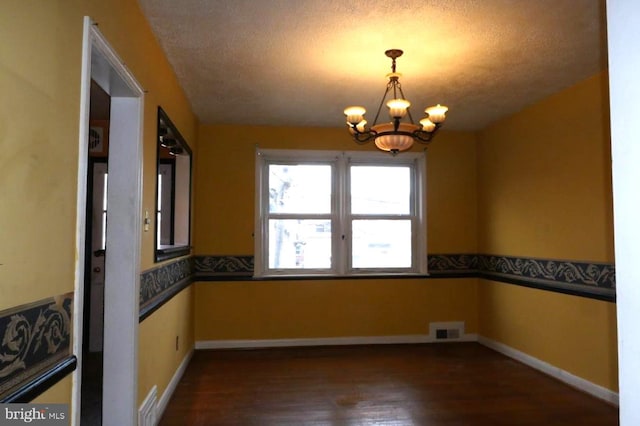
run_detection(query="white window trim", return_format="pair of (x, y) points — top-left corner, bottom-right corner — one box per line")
(254, 148), (427, 277)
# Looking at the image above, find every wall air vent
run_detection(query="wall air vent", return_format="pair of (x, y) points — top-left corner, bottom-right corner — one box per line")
(430, 321), (465, 341)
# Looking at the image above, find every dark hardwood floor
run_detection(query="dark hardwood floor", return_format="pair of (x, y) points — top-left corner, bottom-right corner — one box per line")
(159, 343), (618, 425)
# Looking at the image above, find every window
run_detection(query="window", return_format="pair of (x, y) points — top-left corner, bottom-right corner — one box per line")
(155, 107), (192, 262)
(255, 149), (427, 277)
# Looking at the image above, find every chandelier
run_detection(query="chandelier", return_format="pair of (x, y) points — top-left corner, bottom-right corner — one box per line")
(344, 49), (448, 154)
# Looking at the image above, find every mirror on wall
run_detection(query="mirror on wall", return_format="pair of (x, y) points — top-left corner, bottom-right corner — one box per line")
(155, 107), (192, 262)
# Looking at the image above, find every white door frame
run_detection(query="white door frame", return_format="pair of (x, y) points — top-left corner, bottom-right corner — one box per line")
(607, 2), (640, 424)
(73, 17), (144, 426)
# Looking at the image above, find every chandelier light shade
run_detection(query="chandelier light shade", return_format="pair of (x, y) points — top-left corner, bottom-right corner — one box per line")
(344, 49), (448, 154)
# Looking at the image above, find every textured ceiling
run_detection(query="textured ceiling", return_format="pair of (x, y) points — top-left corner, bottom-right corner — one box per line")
(137, 0), (607, 131)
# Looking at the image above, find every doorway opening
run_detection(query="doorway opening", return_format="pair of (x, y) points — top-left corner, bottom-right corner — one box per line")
(80, 80), (110, 424)
(73, 18), (144, 426)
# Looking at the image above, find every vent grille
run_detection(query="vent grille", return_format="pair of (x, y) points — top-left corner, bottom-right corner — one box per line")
(430, 321), (465, 340)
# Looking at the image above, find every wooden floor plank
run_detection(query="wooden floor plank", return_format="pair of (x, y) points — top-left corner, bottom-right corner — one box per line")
(159, 343), (618, 425)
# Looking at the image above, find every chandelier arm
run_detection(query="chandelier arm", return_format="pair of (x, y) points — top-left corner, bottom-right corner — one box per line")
(413, 132), (434, 143)
(351, 129), (377, 144)
(413, 124), (442, 143)
(354, 137), (373, 145)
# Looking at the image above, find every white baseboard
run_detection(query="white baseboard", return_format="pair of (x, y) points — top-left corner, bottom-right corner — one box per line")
(195, 333), (478, 350)
(138, 385), (157, 426)
(156, 347), (195, 421)
(477, 336), (619, 406)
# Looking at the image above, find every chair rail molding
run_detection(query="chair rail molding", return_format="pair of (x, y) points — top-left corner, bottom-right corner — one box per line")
(193, 254), (615, 302)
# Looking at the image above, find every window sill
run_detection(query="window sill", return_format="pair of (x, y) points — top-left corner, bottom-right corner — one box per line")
(239, 273), (437, 281)
(155, 245), (191, 262)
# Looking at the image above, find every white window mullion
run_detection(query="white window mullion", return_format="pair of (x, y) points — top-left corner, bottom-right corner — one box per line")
(416, 153), (428, 273)
(254, 149), (268, 277)
(336, 153), (349, 275)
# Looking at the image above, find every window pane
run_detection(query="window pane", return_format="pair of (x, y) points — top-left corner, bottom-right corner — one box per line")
(269, 219), (331, 269)
(352, 220), (412, 268)
(269, 164), (331, 214)
(351, 166), (411, 214)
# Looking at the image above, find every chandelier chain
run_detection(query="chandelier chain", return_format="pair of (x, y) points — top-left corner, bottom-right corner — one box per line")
(372, 83), (392, 126)
(397, 85), (415, 124)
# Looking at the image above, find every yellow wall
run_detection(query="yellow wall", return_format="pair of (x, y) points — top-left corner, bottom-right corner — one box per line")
(479, 281), (617, 390)
(477, 73), (613, 261)
(0, 0), (196, 409)
(477, 72), (617, 390)
(194, 125), (479, 340)
(195, 126), (477, 254)
(1, 1), (85, 309)
(138, 285), (194, 405)
(195, 278), (476, 340)
(31, 376), (73, 405)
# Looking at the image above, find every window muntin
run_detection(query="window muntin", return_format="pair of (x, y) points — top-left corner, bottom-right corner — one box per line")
(255, 150), (426, 277)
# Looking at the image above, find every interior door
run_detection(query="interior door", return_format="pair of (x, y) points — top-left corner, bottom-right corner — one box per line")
(89, 162), (108, 352)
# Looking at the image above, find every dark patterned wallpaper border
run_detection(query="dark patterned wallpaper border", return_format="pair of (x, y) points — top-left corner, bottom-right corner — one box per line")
(193, 254), (615, 302)
(140, 257), (194, 321)
(427, 254), (478, 275)
(194, 255), (254, 278)
(0, 293), (74, 400)
(477, 254), (615, 301)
